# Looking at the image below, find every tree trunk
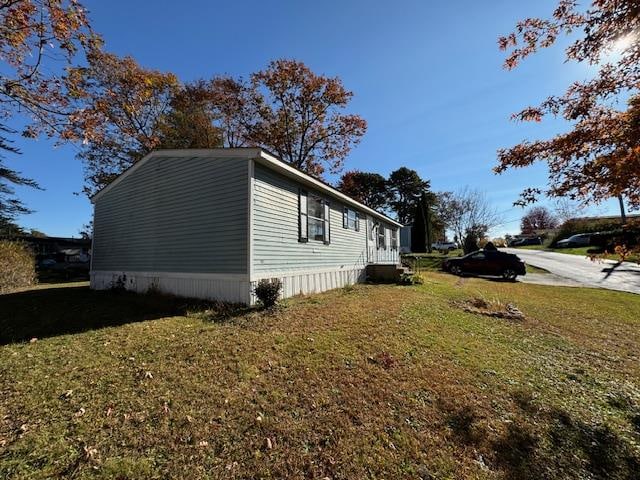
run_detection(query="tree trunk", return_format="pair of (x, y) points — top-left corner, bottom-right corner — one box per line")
(618, 195), (627, 225)
(423, 194), (432, 253)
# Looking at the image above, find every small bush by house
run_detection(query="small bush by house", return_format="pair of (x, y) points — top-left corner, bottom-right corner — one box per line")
(254, 278), (282, 309)
(0, 241), (37, 294)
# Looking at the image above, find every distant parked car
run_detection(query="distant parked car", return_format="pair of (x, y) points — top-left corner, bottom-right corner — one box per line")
(556, 233), (591, 248)
(443, 249), (526, 281)
(49, 260), (90, 279)
(509, 237), (542, 247)
(37, 258), (57, 269)
(432, 241), (458, 252)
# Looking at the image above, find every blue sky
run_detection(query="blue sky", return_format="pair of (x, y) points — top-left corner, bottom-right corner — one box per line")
(6, 0), (621, 237)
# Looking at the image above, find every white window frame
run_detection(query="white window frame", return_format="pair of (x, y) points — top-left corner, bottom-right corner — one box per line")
(391, 228), (398, 250)
(301, 191), (331, 245)
(377, 224), (386, 249)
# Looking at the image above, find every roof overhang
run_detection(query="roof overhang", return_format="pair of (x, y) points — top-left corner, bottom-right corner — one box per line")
(91, 148), (403, 228)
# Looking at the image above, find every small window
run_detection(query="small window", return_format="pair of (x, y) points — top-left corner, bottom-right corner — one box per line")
(343, 207), (360, 231)
(377, 224), (386, 249)
(471, 252), (485, 260)
(391, 228), (398, 249)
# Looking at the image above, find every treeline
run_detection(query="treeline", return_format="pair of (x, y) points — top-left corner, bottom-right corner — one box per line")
(337, 169), (500, 252)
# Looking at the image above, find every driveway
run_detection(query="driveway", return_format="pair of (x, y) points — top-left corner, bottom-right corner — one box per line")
(504, 248), (640, 295)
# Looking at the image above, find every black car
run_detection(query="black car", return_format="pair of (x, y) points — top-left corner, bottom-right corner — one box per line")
(443, 249), (526, 281)
(509, 237), (542, 247)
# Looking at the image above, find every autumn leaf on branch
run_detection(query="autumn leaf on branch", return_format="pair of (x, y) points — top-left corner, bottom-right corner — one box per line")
(65, 48), (180, 195)
(496, 0), (640, 209)
(249, 59), (367, 179)
(0, 0), (95, 227)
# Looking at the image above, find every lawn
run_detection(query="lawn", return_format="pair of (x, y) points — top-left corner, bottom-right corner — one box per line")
(1, 277), (639, 479)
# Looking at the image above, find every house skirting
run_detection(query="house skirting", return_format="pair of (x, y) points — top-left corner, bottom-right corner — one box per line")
(90, 266), (367, 306)
(90, 270), (252, 304)
(250, 266), (366, 304)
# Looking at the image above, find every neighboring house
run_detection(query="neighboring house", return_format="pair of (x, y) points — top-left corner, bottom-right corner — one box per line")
(0, 235), (91, 261)
(90, 148), (402, 304)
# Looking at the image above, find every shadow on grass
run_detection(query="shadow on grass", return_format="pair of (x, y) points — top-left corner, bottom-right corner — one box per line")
(443, 399), (640, 480)
(0, 284), (220, 345)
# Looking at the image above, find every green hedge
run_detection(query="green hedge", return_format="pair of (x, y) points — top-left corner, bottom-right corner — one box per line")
(550, 217), (640, 247)
(0, 241), (37, 294)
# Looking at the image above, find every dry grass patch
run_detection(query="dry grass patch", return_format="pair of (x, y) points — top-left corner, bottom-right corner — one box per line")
(453, 296), (525, 321)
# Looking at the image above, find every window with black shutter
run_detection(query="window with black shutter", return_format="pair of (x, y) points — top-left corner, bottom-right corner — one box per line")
(342, 207), (360, 231)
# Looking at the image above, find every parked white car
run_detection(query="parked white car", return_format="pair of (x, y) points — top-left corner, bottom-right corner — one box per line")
(432, 241), (458, 252)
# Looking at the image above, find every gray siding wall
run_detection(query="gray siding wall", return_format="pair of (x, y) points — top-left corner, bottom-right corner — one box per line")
(252, 164), (398, 274)
(92, 155), (248, 273)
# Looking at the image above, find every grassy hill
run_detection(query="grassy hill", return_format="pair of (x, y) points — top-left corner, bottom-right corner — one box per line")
(1, 277), (639, 479)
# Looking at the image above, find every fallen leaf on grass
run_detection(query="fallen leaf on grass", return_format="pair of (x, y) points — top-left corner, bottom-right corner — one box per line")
(59, 390), (73, 400)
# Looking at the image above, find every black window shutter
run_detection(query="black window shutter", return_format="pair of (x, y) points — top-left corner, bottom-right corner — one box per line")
(299, 189), (308, 242)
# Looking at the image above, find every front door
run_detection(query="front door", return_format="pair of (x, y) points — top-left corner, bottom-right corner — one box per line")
(367, 216), (378, 264)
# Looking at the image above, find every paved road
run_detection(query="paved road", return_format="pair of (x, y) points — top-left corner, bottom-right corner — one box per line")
(504, 248), (640, 295)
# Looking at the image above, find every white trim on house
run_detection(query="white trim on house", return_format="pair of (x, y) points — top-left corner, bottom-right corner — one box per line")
(91, 270), (249, 281)
(247, 158), (254, 281)
(90, 148), (402, 228)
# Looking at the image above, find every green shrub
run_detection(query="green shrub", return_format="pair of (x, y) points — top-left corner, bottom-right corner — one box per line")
(398, 272), (425, 285)
(551, 217), (640, 246)
(254, 278), (282, 309)
(0, 241), (37, 294)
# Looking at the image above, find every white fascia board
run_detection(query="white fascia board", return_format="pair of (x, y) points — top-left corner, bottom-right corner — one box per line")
(256, 151), (403, 228)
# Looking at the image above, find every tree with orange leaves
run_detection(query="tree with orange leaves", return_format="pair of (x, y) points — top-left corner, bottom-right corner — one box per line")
(0, 0), (93, 228)
(250, 59), (367, 178)
(496, 0), (640, 211)
(74, 58), (366, 194)
(66, 48), (180, 195)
